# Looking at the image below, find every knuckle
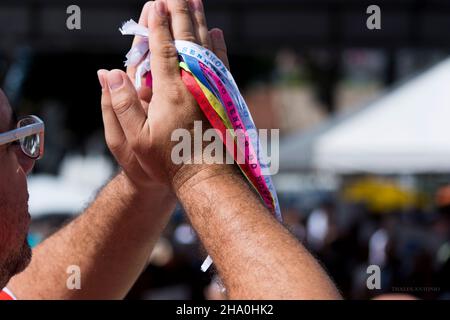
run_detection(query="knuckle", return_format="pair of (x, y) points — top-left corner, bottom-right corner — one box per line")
(112, 93), (135, 116)
(158, 41), (179, 60)
(106, 140), (123, 155)
(175, 7), (190, 17)
(167, 87), (187, 104)
(178, 31), (197, 43)
(173, 0), (190, 15)
(100, 100), (110, 111)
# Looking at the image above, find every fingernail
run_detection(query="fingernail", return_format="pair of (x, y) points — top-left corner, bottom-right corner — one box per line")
(211, 29), (223, 40)
(97, 70), (107, 89)
(107, 70), (124, 90)
(156, 0), (168, 17)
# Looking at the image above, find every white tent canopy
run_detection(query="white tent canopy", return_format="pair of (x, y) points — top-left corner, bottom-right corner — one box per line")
(280, 58), (450, 174)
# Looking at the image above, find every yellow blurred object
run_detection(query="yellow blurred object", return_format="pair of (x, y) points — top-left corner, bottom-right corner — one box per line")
(343, 177), (422, 213)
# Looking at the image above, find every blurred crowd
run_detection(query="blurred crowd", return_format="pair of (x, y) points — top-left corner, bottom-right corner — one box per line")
(282, 180), (450, 300)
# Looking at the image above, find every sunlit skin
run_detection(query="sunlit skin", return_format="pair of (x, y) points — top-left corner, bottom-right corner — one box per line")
(0, 90), (33, 288)
(0, 0), (233, 299)
(2, 0), (340, 300)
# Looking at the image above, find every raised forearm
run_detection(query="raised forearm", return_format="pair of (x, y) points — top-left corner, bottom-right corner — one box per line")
(176, 166), (341, 299)
(7, 172), (176, 299)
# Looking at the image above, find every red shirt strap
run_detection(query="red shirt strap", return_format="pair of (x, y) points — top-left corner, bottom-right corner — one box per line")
(0, 289), (15, 300)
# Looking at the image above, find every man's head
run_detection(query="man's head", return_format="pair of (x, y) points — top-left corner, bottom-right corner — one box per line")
(0, 89), (33, 288)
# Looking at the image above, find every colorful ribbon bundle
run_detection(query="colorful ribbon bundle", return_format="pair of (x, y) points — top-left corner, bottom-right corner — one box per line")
(120, 20), (281, 271)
